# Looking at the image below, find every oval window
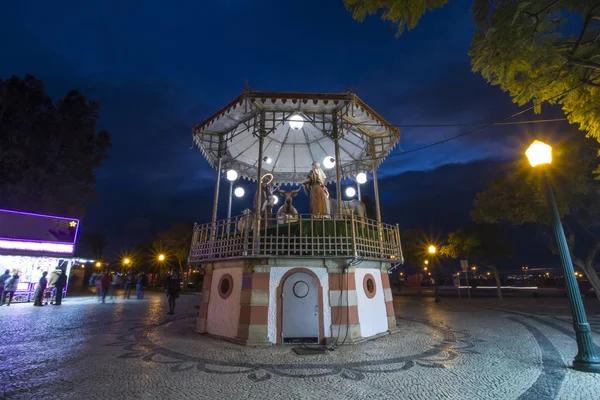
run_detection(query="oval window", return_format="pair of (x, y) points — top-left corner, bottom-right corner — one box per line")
(363, 274), (376, 299)
(218, 274), (233, 299)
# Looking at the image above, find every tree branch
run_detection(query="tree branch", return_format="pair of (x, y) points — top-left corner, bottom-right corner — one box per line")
(582, 79), (600, 87)
(570, 4), (600, 57)
(570, 58), (600, 70)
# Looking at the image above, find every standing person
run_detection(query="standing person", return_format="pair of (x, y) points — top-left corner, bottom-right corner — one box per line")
(98, 271), (110, 304)
(34, 272), (48, 306)
(1, 273), (20, 306)
(123, 272), (135, 299)
(53, 267), (68, 306)
(110, 273), (120, 299)
(0, 269), (10, 305)
(47, 266), (62, 304)
(136, 272), (147, 300)
(165, 270), (181, 315)
(301, 161), (329, 217)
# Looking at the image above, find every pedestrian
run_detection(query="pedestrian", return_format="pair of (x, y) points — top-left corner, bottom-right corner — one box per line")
(47, 266), (62, 304)
(110, 273), (121, 299)
(165, 270), (181, 315)
(34, 272), (49, 306)
(1, 273), (20, 306)
(97, 271), (110, 303)
(53, 267), (68, 305)
(136, 272), (147, 299)
(123, 272), (135, 299)
(0, 269), (10, 305)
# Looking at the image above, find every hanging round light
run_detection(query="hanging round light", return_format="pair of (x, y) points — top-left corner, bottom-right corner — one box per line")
(345, 187), (356, 198)
(356, 172), (367, 184)
(234, 187), (245, 198)
(263, 156), (272, 164)
(323, 156), (335, 169)
(272, 196), (279, 205)
(289, 114), (304, 130)
(226, 169), (238, 181)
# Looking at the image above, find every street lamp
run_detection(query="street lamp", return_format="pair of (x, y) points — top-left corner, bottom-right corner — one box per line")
(526, 139), (600, 373)
(95, 261), (101, 268)
(355, 172), (367, 201)
(158, 254), (165, 262)
(428, 245), (441, 304)
(226, 170), (239, 219)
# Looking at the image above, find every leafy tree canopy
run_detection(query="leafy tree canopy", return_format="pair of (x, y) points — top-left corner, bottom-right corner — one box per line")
(0, 74), (111, 217)
(439, 224), (512, 265)
(345, 1), (600, 139)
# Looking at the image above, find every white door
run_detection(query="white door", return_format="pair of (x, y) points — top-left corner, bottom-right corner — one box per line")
(282, 272), (319, 342)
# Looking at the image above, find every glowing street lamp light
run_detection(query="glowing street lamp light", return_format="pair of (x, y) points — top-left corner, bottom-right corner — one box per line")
(428, 245), (436, 254)
(424, 260), (429, 265)
(525, 139), (600, 373)
(234, 187), (245, 198)
(427, 245), (440, 303)
(95, 261), (101, 268)
(158, 254), (165, 262)
(123, 258), (131, 266)
(345, 187), (356, 198)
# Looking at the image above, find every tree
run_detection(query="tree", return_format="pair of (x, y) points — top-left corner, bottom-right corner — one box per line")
(345, 1), (600, 139)
(440, 224), (512, 299)
(77, 232), (107, 260)
(0, 74), (111, 217)
(154, 223), (194, 288)
(472, 137), (600, 300)
(400, 228), (431, 269)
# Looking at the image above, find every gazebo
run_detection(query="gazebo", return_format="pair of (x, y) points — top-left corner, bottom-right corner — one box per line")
(189, 88), (403, 345)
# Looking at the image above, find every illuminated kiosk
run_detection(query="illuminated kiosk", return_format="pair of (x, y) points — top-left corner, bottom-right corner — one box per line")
(189, 89), (403, 345)
(0, 208), (87, 302)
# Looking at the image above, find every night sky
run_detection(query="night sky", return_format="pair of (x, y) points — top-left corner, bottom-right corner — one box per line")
(0, 1), (571, 261)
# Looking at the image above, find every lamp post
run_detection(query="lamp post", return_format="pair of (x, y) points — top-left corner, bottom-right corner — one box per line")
(356, 172), (367, 201)
(526, 140), (600, 373)
(428, 245), (441, 304)
(226, 169), (239, 220)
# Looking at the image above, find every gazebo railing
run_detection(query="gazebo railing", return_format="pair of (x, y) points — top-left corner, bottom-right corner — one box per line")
(188, 213), (403, 263)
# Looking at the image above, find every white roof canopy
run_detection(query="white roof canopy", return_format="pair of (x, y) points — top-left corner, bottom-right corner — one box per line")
(192, 90), (400, 184)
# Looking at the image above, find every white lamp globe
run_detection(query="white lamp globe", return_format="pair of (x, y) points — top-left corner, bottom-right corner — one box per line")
(263, 156), (272, 164)
(234, 187), (245, 198)
(226, 169), (238, 181)
(289, 114), (304, 130)
(323, 156), (335, 169)
(356, 172), (367, 184)
(272, 196), (279, 205)
(345, 187), (356, 198)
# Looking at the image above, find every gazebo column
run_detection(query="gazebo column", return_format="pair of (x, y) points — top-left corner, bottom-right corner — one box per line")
(371, 141), (384, 254)
(211, 138), (223, 241)
(333, 111), (342, 215)
(252, 111), (265, 255)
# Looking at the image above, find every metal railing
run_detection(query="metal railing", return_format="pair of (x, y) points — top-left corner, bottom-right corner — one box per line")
(188, 213), (403, 263)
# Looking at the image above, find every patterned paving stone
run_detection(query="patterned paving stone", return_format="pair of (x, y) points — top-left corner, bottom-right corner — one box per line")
(0, 293), (598, 399)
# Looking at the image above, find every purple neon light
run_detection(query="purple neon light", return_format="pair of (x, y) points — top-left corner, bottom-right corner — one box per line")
(0, 208), (80, 245)
(0, 239), (74, 254)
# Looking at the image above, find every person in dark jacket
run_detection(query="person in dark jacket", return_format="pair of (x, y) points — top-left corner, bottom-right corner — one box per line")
(136, 272), (147, 300)
(123, 272), (135, 299)
(53, 267), (68, 305)
(0, 269), (10, 305)
(1, 273), (19, 306)
(34, 272), (48, 306)
(98, 272), (110, 303)
(165, 270), (181, 315)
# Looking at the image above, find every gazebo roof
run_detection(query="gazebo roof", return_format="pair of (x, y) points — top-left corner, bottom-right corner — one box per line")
(192, 89), (400, 184)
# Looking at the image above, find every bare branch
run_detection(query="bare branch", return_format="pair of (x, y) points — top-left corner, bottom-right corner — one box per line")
(571, 4), (600, 57)
(570, 58), (600, 70)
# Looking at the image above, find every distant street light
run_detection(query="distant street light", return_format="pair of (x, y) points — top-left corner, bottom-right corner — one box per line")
(123, 258), (130, 265)
(158, 254), (165, 262)
(428, 245), (436, 254)
(526, 139), (600, 373)
(428, 245), (440, 304)
(95, 261), (101, 268)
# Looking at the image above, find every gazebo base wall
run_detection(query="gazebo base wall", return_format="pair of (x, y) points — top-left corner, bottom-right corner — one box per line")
(195, 258), (397, 346)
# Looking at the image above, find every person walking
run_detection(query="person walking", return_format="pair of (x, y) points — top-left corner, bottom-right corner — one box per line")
(110, 273), (121, 299)
(53, 267), (68, 305)
(0, 269), (10, 305)
(98, 271), (110, 303)
(136, 272), (147, 300)
(123, 272), (135, 299)
(165, 270), (181, 315)
(34, 272), (48, 306)
(1, 273), (20, 306)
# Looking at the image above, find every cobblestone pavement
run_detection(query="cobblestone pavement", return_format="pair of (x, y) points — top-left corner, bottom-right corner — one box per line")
(1, 293), (599, 399)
